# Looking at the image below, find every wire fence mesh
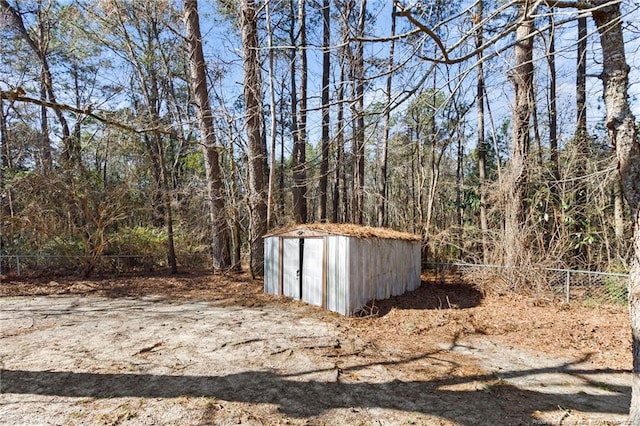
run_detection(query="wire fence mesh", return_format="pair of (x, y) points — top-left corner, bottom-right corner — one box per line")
(426, 262), (629, 307)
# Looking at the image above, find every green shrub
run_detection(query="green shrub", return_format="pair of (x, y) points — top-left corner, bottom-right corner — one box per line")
(603, 276), (628, 306)
(106, 226), (167, 256)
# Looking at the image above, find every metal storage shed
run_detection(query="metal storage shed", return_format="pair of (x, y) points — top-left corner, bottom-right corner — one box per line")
(264, 224), (421, 315)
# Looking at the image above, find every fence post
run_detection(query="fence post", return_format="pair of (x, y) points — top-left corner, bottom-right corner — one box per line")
(565, 270), (570, 303)
(16, 255), (21, 276)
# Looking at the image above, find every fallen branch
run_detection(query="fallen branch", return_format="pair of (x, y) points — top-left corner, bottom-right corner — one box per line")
(270, 340), (341, 355)
(355, 301), (379, 318)
(216, 338), (263, 350)
(132, 342), (163, 356)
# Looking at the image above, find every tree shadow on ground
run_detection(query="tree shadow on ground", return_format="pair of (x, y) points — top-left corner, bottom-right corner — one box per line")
(374, 276), (484, 316)
(1, 355), (629, 426)
(1, 271), (484, 317)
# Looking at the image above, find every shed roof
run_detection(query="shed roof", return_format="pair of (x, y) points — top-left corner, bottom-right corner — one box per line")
(264, 223), (421, 241)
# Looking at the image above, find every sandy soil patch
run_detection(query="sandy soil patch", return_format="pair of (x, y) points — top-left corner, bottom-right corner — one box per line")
(0, 272), (632, 425)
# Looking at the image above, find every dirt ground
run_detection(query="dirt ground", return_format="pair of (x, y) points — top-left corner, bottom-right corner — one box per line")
(0, 270), (632, 425)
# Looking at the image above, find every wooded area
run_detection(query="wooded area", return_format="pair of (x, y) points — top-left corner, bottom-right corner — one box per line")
(1, 0), (640, 417)
(0, 0), (637, 277)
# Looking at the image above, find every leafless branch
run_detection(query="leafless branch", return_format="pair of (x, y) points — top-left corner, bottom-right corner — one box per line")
(0, 92), (164, 135)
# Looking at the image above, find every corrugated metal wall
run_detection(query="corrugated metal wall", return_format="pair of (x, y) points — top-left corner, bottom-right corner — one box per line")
(282, 238), (301, 299)
(347, 238), (420, 315)
(326, 236), (349, 314)
(301, 238), (324, 306)
(410, 242), (421, 290)
(264, 236), (279, 295)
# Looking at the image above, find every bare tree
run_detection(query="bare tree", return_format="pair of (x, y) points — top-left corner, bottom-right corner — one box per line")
(318, 0), (331, 222)
(547, 10), (560, 187)
(290, 0), (308, 224)
(590, 1), (640, 418)
(265, 0), (278, 229)
(0, 0), (67, 171)
(97, 0), (179, 273)
(0, 97), (9, 173)
(475, 0), (489, 262)
(504, 4), (534, 267)
(241, 0), (267, 276)
(572, 13), (590, 265)
(377, 4), (396, 228)
(333, 36), (348, 224)
(351, 0), (366, 225)
(184, 0), (231, 271)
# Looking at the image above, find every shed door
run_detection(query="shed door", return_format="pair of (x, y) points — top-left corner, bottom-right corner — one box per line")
(282, 238), (301, 299)
(302, 238), (324, 307)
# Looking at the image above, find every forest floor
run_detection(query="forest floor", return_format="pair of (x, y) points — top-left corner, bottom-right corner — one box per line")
(0, 270), (632, 425)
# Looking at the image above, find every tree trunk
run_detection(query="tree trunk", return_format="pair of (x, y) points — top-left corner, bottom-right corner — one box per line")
(290, 0), (307, 224)
(542, 9), (559, 253)
(532, 88), (543, 167)
(241, 0), (267, 277)
(476, 0), (488, 263)
(265, 0), (278, 228)
(0, 96), (12, 238)
(227, 118), (242, 270)
(547, 11), (560, 187)
(318, 0), (330, 222)
(592, 0), (640, 417)
(456, 131), (464, 234)
(573, 14), (589, 265)
(278, 80), (286, 219)
(156, 131), (178, 274)
(504, 6), (534, 267)
(184, 0), (231, 271)
(576, 15), (587, 142)
(72, 61), (82, 163)
(0, 97), (8, 172)
(147, 50), (177, 274)
(39, 77), (52, 174)
(0, 1), (55, 172)
(34, 4), (74, 168)
(351, 0), (366, 225)
(298, 0), (308, 223)
(378, 4), (396, 228)
(411, 133), (418, 233)
(333, 45), (347, 224)
(591, 1), (640, 419)
(614, 178), (626, 245)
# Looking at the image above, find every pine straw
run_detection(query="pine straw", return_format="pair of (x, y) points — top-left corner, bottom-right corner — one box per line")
(265, 223), (421, 241)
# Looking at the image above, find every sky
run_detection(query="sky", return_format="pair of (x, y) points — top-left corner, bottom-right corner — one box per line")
(195, 0), (639, 162)
(4, 0), (636, 160)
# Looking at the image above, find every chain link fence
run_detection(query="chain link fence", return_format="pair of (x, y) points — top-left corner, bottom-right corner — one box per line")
(2, 255), (629, 307)
(426, 262), (629, 306)
(0, 254), (213, 276)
